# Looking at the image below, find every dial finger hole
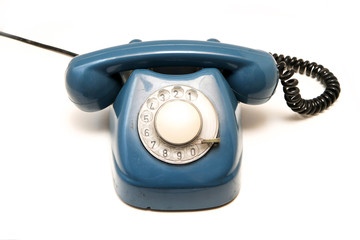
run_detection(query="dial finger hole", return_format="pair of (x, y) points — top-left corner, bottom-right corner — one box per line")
(171, 86), (184, 98)
(158, 90), (170, 101)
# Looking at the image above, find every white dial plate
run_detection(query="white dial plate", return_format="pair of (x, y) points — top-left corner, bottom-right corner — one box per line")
(138, 85), (219, 165)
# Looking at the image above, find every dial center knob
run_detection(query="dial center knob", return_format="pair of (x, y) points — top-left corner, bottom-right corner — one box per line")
(154, 100), (202, 145)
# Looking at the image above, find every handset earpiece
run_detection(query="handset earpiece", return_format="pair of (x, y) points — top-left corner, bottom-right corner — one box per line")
(66, 63), (122, 112)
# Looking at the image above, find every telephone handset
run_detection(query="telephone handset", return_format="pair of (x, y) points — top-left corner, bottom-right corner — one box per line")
(65, 40), (280, 210)
(0, 32), (340, 210)
(65, 40), (278, 111)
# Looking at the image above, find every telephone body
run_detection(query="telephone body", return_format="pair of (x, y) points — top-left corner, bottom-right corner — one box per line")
(66, 40), (278, 210)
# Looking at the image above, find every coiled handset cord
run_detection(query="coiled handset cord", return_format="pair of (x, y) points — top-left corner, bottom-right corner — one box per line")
(272, 53), (340, 115)
(0, 31), (340, 114)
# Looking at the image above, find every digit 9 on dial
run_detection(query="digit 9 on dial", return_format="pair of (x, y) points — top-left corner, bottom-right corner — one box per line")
(137, 85), (219, 164)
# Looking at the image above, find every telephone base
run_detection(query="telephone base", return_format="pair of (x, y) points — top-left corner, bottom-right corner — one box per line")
(111, 155), (241, 211)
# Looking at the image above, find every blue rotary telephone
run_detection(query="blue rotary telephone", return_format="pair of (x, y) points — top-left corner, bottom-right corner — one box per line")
(65, 40), (278, 210)
(0, 32), (340, 210)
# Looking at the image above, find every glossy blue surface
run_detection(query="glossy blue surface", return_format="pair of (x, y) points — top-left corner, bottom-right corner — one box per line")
(66, 40), (278, 112)
(109, 69), (242, 210)
(65, 40), (279, 210)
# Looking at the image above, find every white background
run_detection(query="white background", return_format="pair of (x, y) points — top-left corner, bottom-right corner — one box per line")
(0, 0), (359, 239)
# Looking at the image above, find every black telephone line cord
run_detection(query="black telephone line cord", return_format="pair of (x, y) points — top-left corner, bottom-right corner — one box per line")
(0, 31), (78, 57)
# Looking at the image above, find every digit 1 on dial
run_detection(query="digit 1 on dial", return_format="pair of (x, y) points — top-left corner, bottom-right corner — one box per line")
(185, 89), (198, 101)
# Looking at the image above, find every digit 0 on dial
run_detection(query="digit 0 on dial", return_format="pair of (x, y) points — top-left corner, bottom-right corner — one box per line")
(137, 85), (219, 164)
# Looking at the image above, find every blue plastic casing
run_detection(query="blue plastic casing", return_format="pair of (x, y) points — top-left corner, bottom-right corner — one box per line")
(109, 68), (242, 210)
(65, 40), (279, 210)
(65, 40), (278, 112)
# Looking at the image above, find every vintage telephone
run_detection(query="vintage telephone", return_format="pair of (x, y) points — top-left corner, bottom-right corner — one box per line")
(0, 32), (341, 210)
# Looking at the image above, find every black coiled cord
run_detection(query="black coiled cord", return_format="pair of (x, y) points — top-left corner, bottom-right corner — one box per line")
(272, 53), (341, 115)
